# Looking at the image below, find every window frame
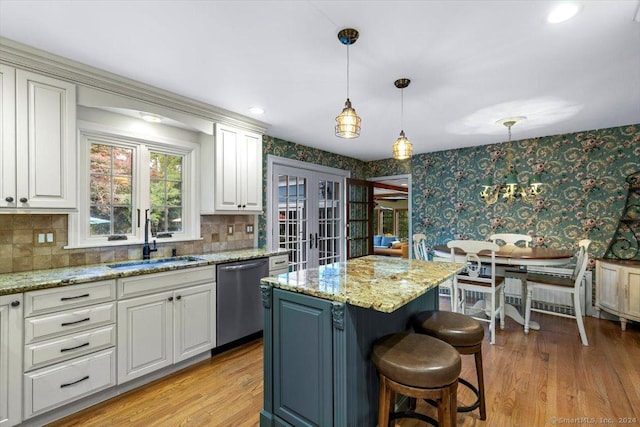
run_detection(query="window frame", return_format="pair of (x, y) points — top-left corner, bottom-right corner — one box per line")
(68, 121), (200, 249)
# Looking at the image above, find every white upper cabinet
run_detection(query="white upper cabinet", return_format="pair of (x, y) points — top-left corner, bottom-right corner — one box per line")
(0, 65), (76, 211)
(201, 124), (263, 214)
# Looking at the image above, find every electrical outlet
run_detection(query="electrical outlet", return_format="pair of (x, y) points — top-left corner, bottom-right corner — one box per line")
(33, 229), (55, 246)
(246, 225), (254, 234)
(227, 225), (234, 235)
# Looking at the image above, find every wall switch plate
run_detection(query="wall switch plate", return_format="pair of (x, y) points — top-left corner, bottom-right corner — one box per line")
(227, 225), (233, 235)
(246, 225), (254, 234)
(34, 230), (55, 246)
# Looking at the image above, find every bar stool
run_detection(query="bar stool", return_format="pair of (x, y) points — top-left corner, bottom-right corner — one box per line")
(371, 332), (461, 427)
(412, 310), (487, 420)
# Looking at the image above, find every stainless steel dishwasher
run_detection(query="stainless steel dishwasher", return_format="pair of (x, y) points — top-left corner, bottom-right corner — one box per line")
(216, 257), (269, 347)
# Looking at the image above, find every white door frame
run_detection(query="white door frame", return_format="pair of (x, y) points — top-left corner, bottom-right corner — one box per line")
(266, 155), (351, 265)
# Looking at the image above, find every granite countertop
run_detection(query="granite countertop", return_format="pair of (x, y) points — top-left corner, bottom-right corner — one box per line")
(0, 248), (289, 296)
(260, 255), (465, 313)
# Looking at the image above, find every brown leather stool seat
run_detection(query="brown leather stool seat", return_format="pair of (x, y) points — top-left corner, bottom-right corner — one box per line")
(372, 333), (461, 427)
(412, 310), (487, 420)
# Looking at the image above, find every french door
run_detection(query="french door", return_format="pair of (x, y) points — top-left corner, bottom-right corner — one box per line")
(270, 163), (346, 272)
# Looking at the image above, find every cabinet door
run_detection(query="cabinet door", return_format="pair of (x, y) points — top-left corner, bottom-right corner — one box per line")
(0, 65), (16, 209)
(174, 284), (215, 362)
(117, 292), (173, 384)
(272, 289), (333, 427)
(0, 295), (23, 427)
(215, 125), (241, 211)
(623, 267), (640, 319)
(240, 131), (263, 212)
(597, 262), (619, 312)
(15, 70), (76, 209)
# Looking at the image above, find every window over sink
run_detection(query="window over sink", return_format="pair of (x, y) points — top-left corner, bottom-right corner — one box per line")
(68, 119), (200, 248)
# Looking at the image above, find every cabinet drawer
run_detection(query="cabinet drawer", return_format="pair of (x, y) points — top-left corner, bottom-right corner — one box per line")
(25, 280), (116, 316)
(269, 255), (288, 271)
(25, 302), (116, 344)
(24, 325), (116, 371)
(118, 266), (215, 298)
(24, 348), (116, 418)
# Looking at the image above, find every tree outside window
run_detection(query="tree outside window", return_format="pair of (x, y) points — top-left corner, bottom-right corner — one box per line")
(89, 144), (133, 236)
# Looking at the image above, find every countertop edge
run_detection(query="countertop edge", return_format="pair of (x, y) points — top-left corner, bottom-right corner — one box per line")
(0, 248), (289, 296)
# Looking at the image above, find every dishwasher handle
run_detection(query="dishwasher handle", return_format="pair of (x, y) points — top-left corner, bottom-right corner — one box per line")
(219, 261), (267, 272)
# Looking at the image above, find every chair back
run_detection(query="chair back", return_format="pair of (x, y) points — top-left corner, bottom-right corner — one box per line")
(490, 233), (532, 247)
(572, 239), (591, 283)
(413, 233), (429, 260)
(447, 240), (500, 285)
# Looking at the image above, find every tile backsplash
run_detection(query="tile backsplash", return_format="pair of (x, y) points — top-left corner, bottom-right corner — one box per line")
(0, 214), (256, 274)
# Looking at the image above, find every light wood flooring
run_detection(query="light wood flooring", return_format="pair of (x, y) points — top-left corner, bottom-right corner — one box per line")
(49, 305), (640, 427)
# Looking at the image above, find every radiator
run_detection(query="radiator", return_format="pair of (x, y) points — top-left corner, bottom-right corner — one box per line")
(439, 266), (593, 316)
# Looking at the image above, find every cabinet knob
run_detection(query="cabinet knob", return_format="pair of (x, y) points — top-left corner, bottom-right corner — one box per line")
(4, 196), (13, 203)
(242, 204), (246, 208)
(168, 296), (174, 302)
(176, 295), (182, 300)
(237, 204), (242, 208)
(19, 197), (28, 203)
(11, 300), (20, 307)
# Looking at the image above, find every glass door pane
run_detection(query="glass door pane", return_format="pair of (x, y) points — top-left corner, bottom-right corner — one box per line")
(318, 178), (342, 265)
(276, 172), (309, 272)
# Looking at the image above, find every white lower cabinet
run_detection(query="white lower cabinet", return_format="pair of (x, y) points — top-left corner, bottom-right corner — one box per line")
(0, 294), (23, 427)
(23, 281), (117, 420)
(117, 267), (216, 384)
(23, 348), (116, 418)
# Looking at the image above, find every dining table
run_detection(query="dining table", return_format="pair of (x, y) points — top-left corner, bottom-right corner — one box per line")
(433, 244), (575, 330)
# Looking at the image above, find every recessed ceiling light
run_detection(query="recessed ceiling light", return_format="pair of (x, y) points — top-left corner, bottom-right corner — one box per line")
(547, 3), (580, 23)
(140, 112), (162, 123)
(249, 106), (265, 115)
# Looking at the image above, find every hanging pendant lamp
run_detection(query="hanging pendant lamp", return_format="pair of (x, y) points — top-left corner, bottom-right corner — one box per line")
(335, 28), (361, 139)
(392, 78), (412, 160)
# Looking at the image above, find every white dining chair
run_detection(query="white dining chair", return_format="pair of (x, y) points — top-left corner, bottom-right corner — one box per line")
(416, 234), (453, 303)
(489, 233), (532, 247)
(524, 239), (591, 346)
(448, 240), (505, 344)
(413, 233), (429, 260)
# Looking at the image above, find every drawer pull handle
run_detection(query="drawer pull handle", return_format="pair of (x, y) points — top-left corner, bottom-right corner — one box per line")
(60, 294), (90, 301)
(61, 317), (90, 327)
(60, 342), (90, 353)
(274, 260), (286, 265)
(60, 375), (89, 388)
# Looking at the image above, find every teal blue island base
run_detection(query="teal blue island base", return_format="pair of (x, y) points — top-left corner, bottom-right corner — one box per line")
(259, 285), (438, 426)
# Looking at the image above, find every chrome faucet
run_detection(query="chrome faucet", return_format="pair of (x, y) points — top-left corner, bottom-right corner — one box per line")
(142, 209), (157, 260)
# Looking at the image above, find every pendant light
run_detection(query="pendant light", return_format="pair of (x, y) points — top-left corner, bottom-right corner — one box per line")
(480, 116), (544, 205)
(392, 78), (412, 160)
(335, 28), (361, 139)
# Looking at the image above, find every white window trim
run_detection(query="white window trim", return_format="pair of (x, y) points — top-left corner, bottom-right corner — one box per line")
(67, 120), (201, 249)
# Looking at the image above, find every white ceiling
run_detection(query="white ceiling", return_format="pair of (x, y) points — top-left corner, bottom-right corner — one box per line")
(1, 0), (639, 161)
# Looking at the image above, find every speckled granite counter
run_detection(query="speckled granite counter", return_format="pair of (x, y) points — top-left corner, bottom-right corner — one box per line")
(260, 255), (465, 313)
(0, 248), (288, 296)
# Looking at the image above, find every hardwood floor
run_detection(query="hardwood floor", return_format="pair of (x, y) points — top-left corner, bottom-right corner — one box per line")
(49, 306), (640, 427)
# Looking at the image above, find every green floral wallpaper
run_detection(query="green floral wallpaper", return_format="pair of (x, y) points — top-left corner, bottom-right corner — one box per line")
(258, 124), (639, 263)
(258, 136), (368, 246)
(410, 124), (640, 263)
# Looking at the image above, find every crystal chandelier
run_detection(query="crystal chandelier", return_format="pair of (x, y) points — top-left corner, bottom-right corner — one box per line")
(480, 117), (543, 205)
(335, 28), (361, 139)
(392, 78), (412, 160)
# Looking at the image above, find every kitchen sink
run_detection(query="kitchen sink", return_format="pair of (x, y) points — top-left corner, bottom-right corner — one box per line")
(107, 256), (204, 269)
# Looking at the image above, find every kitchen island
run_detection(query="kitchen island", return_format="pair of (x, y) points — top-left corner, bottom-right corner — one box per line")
(259, 255), (464, 427)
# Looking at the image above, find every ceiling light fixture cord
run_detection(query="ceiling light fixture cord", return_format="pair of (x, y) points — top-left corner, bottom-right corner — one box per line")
(346, 42), (350, 99)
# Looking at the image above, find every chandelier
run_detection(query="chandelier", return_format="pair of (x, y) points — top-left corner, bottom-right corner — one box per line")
(480, 117), (543, 205)
(335, 28), (361, 139)
(392, 78), (412, 160)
